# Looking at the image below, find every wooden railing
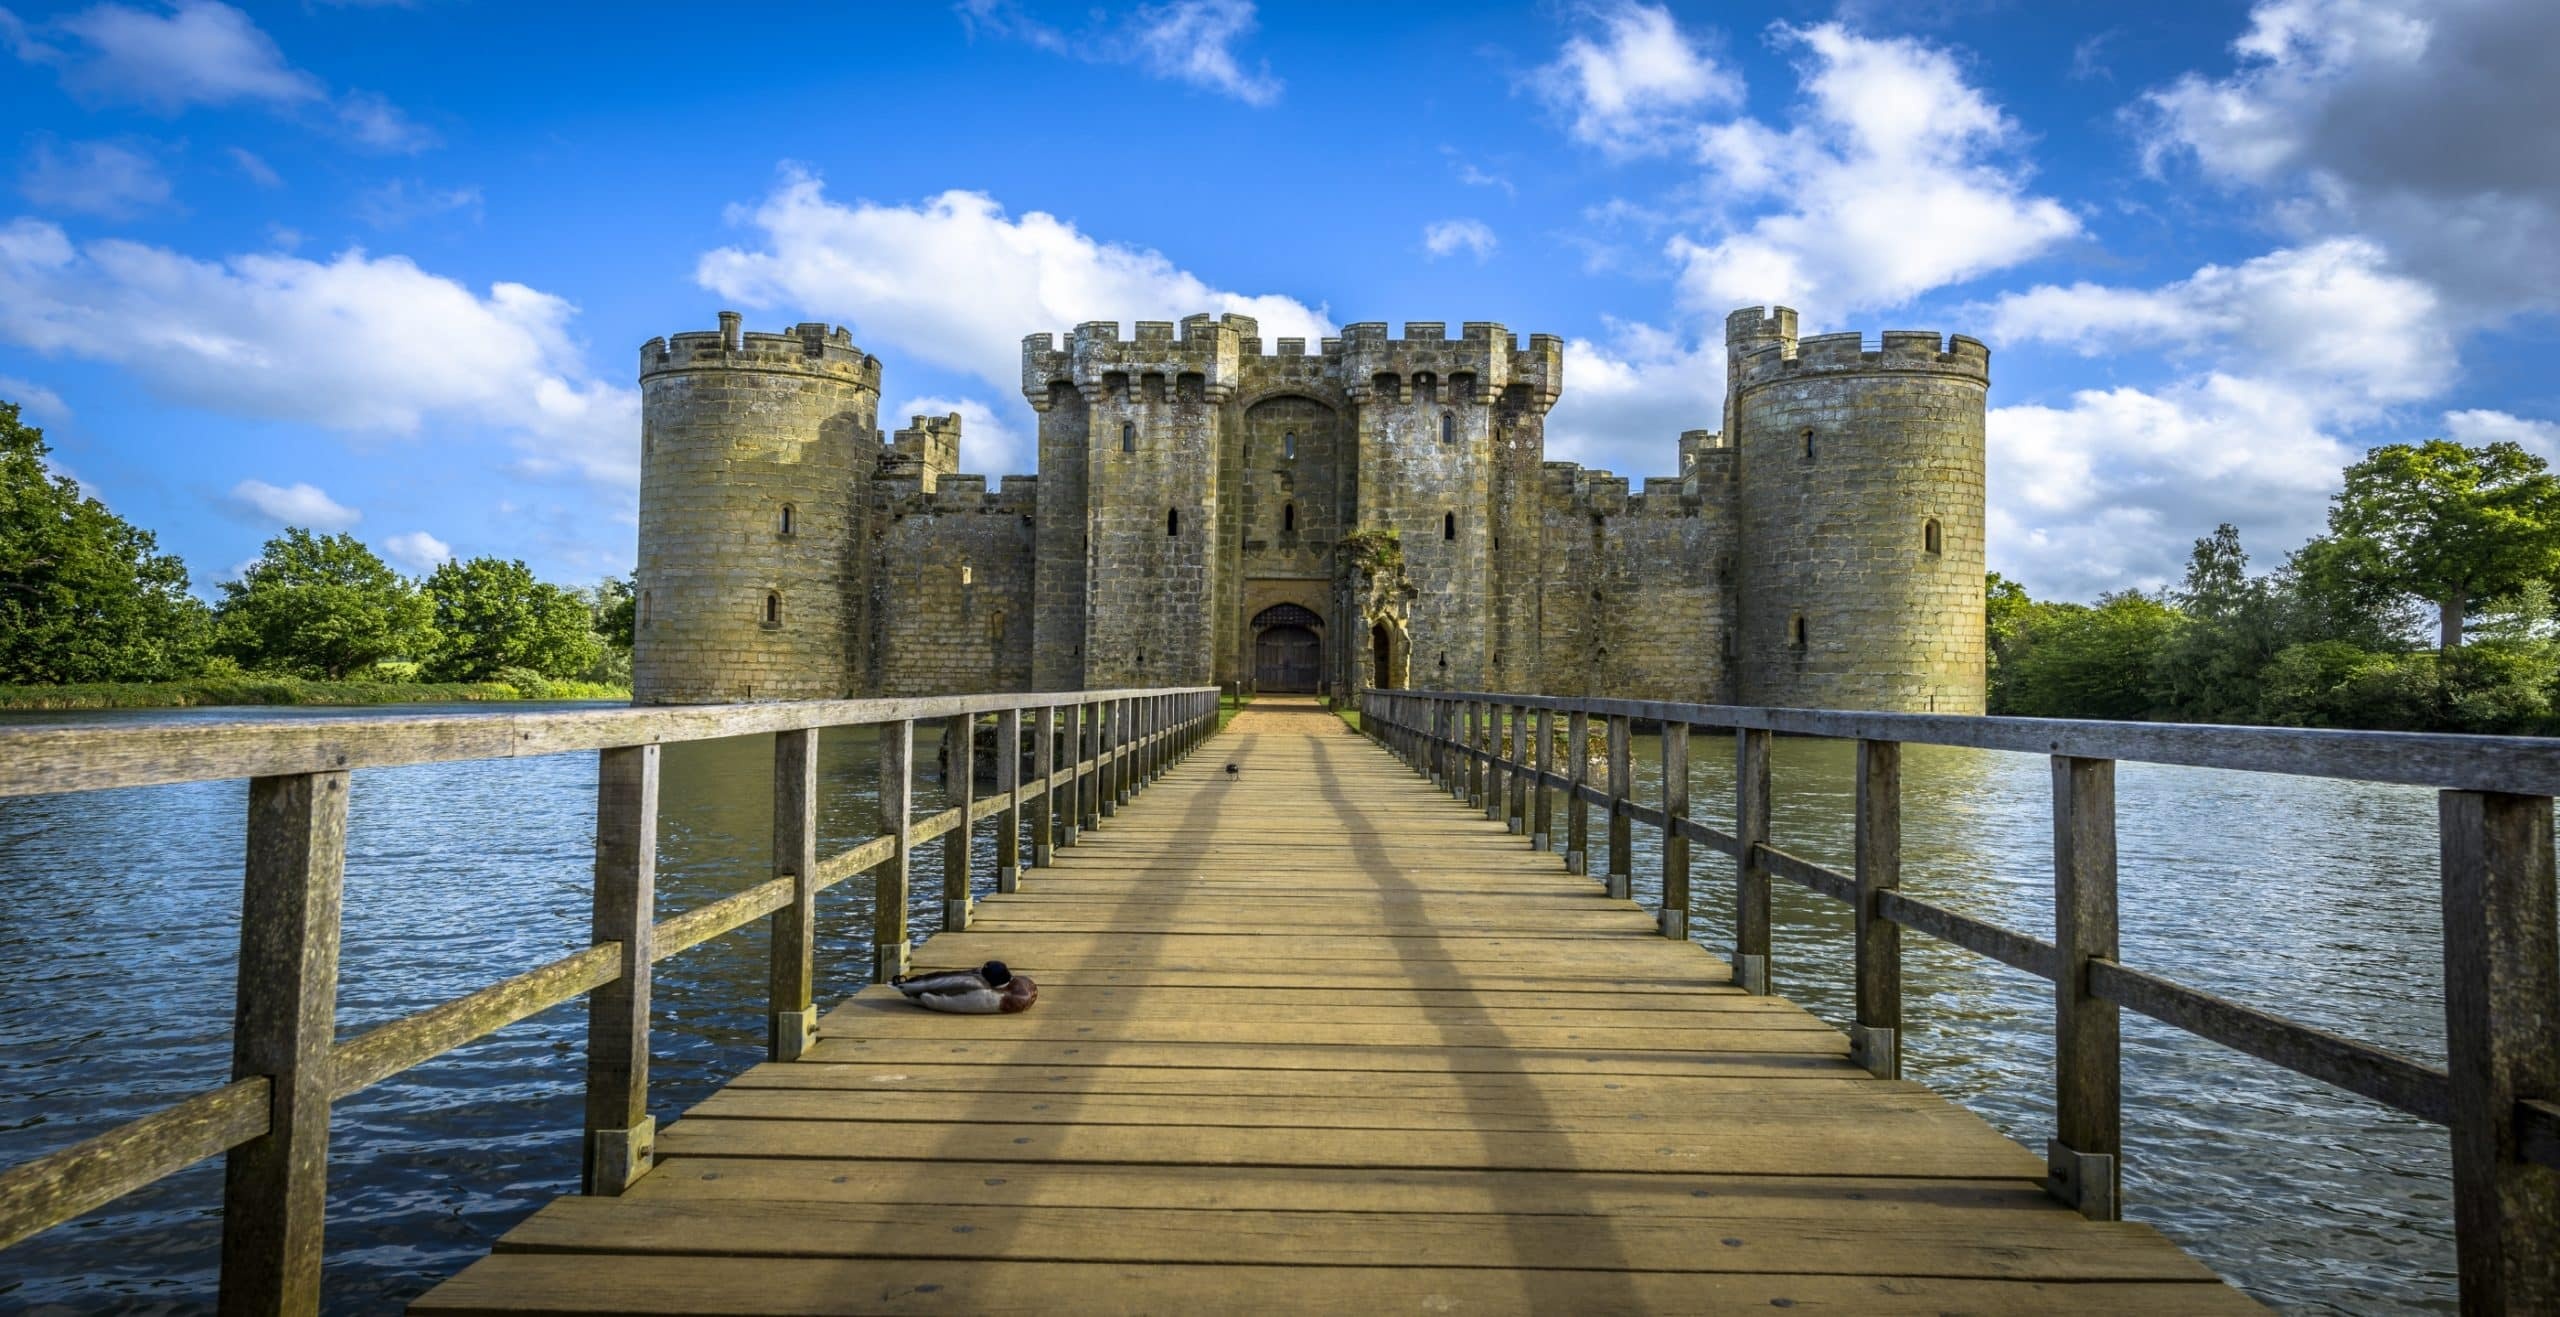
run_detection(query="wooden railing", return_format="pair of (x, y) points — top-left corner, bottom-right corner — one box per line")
(1361, 688), (2558, 1315)
(0, 686), (1219, 1314)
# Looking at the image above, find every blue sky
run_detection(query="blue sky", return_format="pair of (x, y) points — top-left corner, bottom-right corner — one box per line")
(3, 0), (2555, 602)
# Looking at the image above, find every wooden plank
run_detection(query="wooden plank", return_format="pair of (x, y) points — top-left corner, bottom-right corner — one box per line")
(333, 945), (622, 1098)
(2052, 755), (2121, 1220)
(798, 1037), (1856, 1079)
(581, 745), (657, 1198)
(220, 769), (348, 1313)
(720, 1062), (1880, 1099)
(0, 1078), (267, 1253)
(1855, 739), (1901, 1079)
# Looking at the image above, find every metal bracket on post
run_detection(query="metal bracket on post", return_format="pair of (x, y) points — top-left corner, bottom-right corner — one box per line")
(943, 897), (971, 931)
(590, 1116), (656, 1198)
(772, 1010), (816, 1063)
(2047, 1140), (2118, 1221)
(997, 865), (1019, 895)
(1733, 954), (1768, 996)
(1849, 1024), (1897, 1079)
(1565, 849), (1585, 876)
(1605, 870), (1631, 901)
(1658, 909), (1688, 940)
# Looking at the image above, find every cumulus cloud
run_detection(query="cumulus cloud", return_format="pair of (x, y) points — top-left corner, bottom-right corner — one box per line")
(1544, 318), (1724, 477)
(1674, 23), (2078, 316)
(10, 1), (431, 152)
(2444, 408), (2560, 462)
(697, 170), (1331, 400)
(227, 477), (359, 530)
(17, 137), (171, 218)
(958, 0), (1282, 105)
(890, 394), (1034, 479)
(1531, 2), (1739, 157)
(380, 529), (452, 573)
(2136, 0), (2560, 317)
(1422, 219), (1497, 263)
(0, 217), (638, 488)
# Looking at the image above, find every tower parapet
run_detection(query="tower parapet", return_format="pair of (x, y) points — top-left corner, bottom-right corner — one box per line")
(881, 413), (963, 489)
(1021, 314), (1255, 409)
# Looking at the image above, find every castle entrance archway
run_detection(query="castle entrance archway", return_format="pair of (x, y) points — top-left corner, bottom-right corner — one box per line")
(1250, 604), (1323, 693)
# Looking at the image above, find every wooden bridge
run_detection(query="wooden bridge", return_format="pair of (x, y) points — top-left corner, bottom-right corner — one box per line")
(0, 686), (2552, 1313)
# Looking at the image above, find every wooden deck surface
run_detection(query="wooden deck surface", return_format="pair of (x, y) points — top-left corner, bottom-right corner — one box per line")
(415, 698), (2254, 1314)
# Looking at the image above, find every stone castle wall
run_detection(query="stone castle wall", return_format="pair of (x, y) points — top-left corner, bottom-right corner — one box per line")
(635, 306), (1990, 715)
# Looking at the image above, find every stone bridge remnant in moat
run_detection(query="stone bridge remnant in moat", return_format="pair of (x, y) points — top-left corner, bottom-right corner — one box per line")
(632, 306), (1990, 713)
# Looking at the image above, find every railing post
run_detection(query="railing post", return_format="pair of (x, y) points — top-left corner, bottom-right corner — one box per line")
(769, 729), (818, 1062)
(1118, 698), (1135, 806)
(1566, 709), (1589, 876)
(1533, 706), (1554, 852)
(2051, 754), (2121, 1220)
(1033, 704), (1057, 865)
(1102, 699), (1122, 815)
(997, 707), (1022, 892)
(1605, 714), (1631, 901)
(218, 769), (348, 1315)
(1660, 721), (1689, 940)
(875, 720), (914, 983)
(1485, 704), (1505, 823)
(1495, 696), (1515, 830)
(1076, 702), (1098, 836)
(943, 715), (975, 931)
(1734, 728), (1771, 995)
(2440, 789), (2560, 1313)
(1466, 701), (1485, 810)
(583, 744), (658, 1196)
(1852, 740), (1901, 1079)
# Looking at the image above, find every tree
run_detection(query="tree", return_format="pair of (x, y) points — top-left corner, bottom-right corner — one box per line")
(588, 573), (636, 651)
(0, 399), (210, 682)
(422, 556), (602, 681)
(2154, 525), (2289, 722)
(1996, 591), (2184, 721)
(2324, 439), (2560, 648)
(215, 529), (433, 679)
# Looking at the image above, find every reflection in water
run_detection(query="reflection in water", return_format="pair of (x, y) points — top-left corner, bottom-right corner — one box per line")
(0, 707), (2460, 1311)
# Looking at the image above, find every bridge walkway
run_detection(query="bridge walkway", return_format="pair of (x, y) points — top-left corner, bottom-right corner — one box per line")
(416, 697), (2251, 1314)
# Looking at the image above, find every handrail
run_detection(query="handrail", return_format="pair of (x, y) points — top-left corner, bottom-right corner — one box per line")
(1359, 687), (2557, 1313)
(0, 685), (1222, 1310)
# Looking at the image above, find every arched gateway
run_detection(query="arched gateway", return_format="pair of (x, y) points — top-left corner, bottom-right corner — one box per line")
(1250, 603), (1323, 693)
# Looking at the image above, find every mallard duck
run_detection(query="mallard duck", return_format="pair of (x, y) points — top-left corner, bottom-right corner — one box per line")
(891, 961), (1038, 1014)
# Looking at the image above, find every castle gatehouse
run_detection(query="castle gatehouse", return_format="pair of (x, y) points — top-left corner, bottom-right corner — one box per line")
(632, 306), (1989, 713)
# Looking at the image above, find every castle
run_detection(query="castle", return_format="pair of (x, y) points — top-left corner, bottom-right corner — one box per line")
(630, 306), (1989, 713)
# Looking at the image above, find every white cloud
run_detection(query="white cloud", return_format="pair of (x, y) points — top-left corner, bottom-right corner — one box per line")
(697, 170), (1332, 400)
(12, 2), (431, 152)
(1673, 23), (2078, 316)
(1531, 2), (1739, 157)
(958, 0), (1282, 106)
(1422, 219), (1497, 263)
(2136, 0), (2560, 317)
(354, 179), (483, 229)
(0, 217), (638, 489)
(2444, 409), (2560, 462)
(226, 145), (280, 187)
(1988, 238), (2451, 413)
(227, 477), (359, 530)
(17, 138), (171, 218)
(380, 529), (452, 573)
(890, 395), (1033, 478)
(0, 374), (70, 421)
(1544, 317), (1724, 477)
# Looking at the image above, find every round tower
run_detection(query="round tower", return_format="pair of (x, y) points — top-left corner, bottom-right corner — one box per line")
(1730, 307), (1988, 714)
(633, 312), (880, 704)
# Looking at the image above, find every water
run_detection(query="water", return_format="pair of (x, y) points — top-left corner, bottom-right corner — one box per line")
(0, 706), (2467, 1311)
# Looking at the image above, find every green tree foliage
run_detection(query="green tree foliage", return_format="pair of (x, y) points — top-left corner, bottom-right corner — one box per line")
(0, 400), (210, 682)
(423, 556), (604, 682)
(215, 529), (434, 679)
(1992, 591), (2184, 720)
(2154, 525), (2295, 722)
(2323, 439), (2560, 648)
(589, 573), (636, 651)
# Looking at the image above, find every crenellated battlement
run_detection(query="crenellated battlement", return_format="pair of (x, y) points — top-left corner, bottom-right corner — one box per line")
(1335, 319), (1561, 410)
(1540, 461), (1715, 520)
(643, 312), (880, 390)
(879, 471), (1041, 518)
(1730, 322), (1989, 392)
(1021, 312), (1262, 408)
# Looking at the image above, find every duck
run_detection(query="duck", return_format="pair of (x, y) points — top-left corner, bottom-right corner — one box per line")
(891, 961), (1038, 1014)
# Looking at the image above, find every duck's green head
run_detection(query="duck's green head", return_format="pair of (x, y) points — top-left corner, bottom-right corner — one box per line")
(981, 960), (1012, 986)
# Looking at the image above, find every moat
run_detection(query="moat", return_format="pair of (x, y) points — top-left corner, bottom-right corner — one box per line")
(0, 704), (2455, 1312)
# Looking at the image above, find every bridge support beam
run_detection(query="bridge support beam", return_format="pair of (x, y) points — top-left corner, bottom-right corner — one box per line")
(2050, 754), (2121, 1221)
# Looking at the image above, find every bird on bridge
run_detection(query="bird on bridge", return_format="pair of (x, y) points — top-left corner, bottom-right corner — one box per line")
(891, 961), (1038, 1014)
(1225, 762), (1241, 779)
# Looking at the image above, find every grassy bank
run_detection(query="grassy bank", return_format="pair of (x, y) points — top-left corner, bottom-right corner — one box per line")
(0, 675), (629, 711)
(1218, 692), (1254, 731)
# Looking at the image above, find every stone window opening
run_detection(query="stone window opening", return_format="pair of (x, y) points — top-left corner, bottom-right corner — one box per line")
(1443, 511), (1456, 541)
(1283, 431), (1296, 461)
(1801, 428), (1816, 460)
(1789, 613), (1807, 649)
(1167, 508), (1180, 537)
(763, 591), (782, 628)
(960, 562), (973, 587)
(779, 503), (796, 536)
(1924, 518), (1943, 555)
(1282, 502), (1296, 533)
(1121, 421), (1135, 453)
(1441, 412), (1455, 445)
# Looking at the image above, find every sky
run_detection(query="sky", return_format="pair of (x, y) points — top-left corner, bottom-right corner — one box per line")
(2, 0), (2556, 603)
